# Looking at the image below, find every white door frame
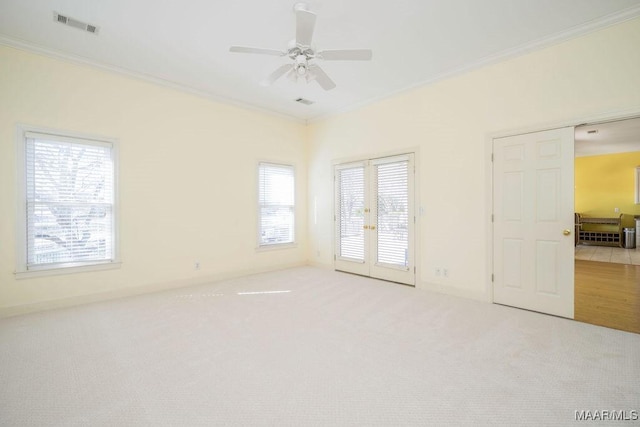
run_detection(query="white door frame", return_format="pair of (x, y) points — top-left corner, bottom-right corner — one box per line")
(485, 107), (640, 304)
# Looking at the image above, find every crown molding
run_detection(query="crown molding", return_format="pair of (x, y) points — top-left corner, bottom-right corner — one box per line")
(1, 4), (639, 126)
(0, 34), (305, 125)
(308, 5), (640, 124)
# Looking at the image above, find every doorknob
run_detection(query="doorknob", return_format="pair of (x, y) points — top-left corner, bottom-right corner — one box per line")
(563, 229), (571, 236)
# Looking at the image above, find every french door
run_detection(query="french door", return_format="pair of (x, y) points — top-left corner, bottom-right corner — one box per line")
(492, 128), (574, 318)
(334, 153), (415, 285)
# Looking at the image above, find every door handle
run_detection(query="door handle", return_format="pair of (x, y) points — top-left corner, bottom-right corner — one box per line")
(563, 229), (571, 236)
(370, 225), (376, 230)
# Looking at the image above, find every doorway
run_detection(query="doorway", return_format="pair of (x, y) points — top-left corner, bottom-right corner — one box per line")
(573, 117), (640, 333)
(334, 153), (415, 286)
(491, 117), (640, 333)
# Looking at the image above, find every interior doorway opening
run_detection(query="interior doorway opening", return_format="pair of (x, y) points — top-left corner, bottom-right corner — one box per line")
(490, 115), (640, 334)
(574, 117), (640, 334)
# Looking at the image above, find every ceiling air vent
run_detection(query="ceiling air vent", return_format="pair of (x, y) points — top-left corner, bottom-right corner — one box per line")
(295, 97), (314, 105)
(53, 12), (99, 34)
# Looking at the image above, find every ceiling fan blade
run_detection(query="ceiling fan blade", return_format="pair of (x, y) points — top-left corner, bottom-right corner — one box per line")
(229, 46), (286, 56)
(295, 9), (316, 46)
(318, 49), (372, 61)
(287, 68), (298, 82)
(309, 65), (336, 91)
(260, 64), (294, 86)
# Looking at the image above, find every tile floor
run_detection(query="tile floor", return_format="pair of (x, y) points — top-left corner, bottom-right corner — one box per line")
(575, 244), (640, 265)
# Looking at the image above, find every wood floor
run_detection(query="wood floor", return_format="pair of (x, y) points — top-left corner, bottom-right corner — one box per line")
(575, 259), (640, 334)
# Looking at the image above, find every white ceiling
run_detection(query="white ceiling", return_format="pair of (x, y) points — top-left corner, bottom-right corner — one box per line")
(1, 0), (640, 122)
(575, 117), (640, 157)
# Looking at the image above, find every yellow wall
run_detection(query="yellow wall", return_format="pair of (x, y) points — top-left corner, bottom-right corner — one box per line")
(0, 45), (308, 316)
(307, 17), (640, 300)
(575, 152), (640, 228)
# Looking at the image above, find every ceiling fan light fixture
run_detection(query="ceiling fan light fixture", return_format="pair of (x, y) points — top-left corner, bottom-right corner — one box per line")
(294, 53), (309, 76)
(229, 3), (372, 91)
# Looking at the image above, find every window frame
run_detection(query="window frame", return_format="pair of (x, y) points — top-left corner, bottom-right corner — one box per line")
(257, 161), (296, 250)
(15, 124), (120, 278)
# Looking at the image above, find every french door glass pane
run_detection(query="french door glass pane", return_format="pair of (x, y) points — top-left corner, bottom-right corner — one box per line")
(375, 161), (409, 266)
(337, 167), (365, 260)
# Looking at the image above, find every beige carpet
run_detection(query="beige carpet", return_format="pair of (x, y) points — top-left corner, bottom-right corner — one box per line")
(1, 267), (638, 426)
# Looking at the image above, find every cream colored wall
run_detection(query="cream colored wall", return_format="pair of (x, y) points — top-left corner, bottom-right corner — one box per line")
(307, 18), (640, 300)
(2, 18), (640, 315)
(0, 46), (307, 315)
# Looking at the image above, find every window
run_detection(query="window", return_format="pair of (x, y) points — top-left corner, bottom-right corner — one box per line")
(258, 162), (295, 247)
(17, 127), (118, 275)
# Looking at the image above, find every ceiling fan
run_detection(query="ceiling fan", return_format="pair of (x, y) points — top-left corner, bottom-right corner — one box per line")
(229, 2), (372, 91)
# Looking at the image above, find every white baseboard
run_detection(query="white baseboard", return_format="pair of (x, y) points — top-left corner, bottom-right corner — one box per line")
(310, 262), (490, 303)
(1, 262), (493, 318)
(416, 280), (490, 303)
(307, 260), (333, 269)
(0, 261), (308, 318)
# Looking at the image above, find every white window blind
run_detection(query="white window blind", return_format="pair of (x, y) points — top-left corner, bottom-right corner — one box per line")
(374, 159), (409, 266)
(23, 133), (115, 270)
(258, 163), (295, 246)
(336, 166), (365, 260)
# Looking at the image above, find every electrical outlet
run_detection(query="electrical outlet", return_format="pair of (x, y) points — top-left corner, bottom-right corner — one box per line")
(614, 207), (620, 213)
(443, 269), (449, 278)
(194, 261), (200, 270)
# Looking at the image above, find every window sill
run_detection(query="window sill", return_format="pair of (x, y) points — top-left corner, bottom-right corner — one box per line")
(15, 261), (122, 279)
(256, 242), (297, 252)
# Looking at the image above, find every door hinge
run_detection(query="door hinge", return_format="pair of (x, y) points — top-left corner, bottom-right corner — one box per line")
(414, 266), (416, 274)
(334, 254), (336, 261)
(491, 274), (494, 282)
(491, 214), (494, 223)
(491, 153), (494, 162)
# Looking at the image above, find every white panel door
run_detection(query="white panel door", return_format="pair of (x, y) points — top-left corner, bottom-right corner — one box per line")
(493, 128), (574, 318)
(335, 154), (415, 285)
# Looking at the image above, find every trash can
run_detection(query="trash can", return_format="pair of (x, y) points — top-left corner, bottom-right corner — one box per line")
(623, 227), (636, 249)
